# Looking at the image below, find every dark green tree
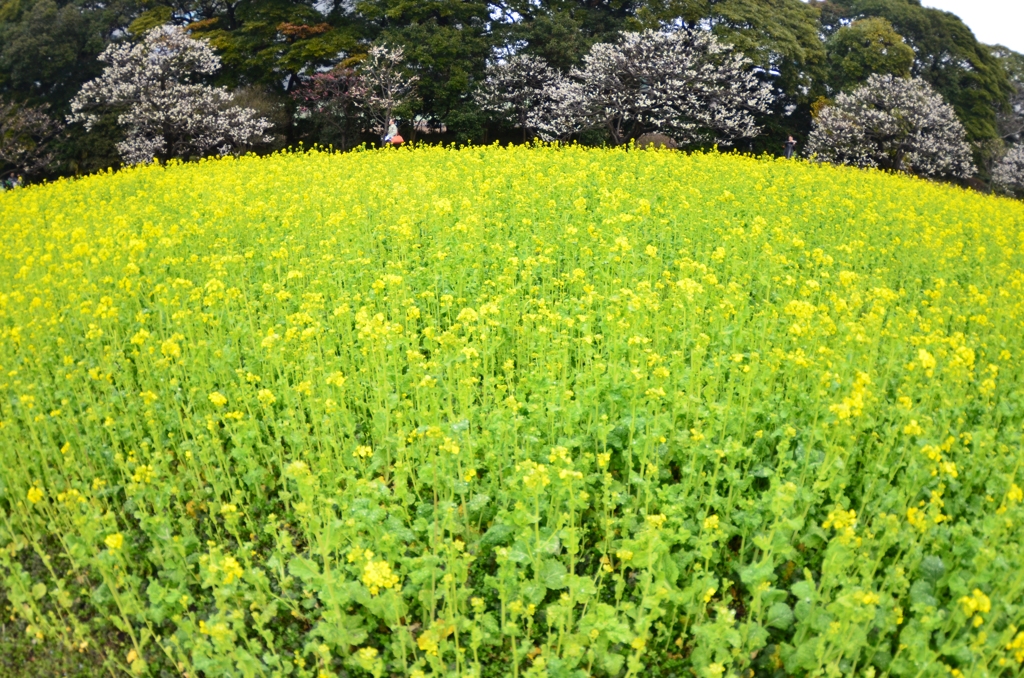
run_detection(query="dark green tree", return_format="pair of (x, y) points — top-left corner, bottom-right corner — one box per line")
(493, 1), (637, 71)
(825, 17), (914, 93)
(0, 0), (139, 175)
(989, 45), (1024, 145)
(0, 0), (136, 107)
(187, 2), (361, 94)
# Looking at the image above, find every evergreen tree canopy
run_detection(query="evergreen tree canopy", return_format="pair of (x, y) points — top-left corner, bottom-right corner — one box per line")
(825, 17), (914, 93)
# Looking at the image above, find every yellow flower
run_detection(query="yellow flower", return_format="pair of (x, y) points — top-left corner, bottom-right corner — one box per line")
(902, 420), (923, 436)
(1006, 631), (1024, 663)
(907, 507), (927, 531)
(520, 460), (550, 490)
(361, 559), (399, 595)
(822, 508), (857, 531)
(917, 348), (936, 375)
(27, 486), (44, 504)
(104, 533), (124, 550)
(645, 513), (667, 529)
(208, 391), (228, 407)
(257, 389), (276, 405)
(160, 339), (181, 360)
(130, 329), (150, 345)
(958, 589), (991, 621)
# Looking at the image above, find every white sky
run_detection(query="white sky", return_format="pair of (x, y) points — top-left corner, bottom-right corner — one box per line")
(920, 1), (1024, 53)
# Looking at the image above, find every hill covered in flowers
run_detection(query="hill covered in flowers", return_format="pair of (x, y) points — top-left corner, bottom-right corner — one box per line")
(1, 146), (1023, 677)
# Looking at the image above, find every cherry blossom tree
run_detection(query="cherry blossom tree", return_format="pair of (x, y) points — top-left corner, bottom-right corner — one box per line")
(806, 74), (975, 179)
(69, 25), (272, 165)
(993, 145), (1024, 197)
(530, 29), (775, 146)
(357, 45), (418, 146)
(474, 54), (557, 142)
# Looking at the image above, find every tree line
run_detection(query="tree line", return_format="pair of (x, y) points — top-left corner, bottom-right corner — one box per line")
(1, 0), (1023, 193)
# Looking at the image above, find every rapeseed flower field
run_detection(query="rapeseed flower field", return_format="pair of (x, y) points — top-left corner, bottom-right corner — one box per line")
(1, 146), (1023, 678)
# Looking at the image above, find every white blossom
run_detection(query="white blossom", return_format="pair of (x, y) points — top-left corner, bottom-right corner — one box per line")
(529, 74), (593, 143)
(69, 25), (272, 166)
(474, 54), (557, 141)
(806, 74), (975, 179)
(358, 45), (418, 145)
(531, 29), (775, 145)
(992, 144), (1024, 197)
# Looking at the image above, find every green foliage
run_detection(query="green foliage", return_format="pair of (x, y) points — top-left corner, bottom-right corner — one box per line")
(189, 2), (361, 92)
(500, 1), (637, 71)
(127, 6), (172, 37)
(0, 0), (133, 107)
(825, 17), (914, 93)
(0, 0), (1018, 180)
(2, 147), (1024, 677)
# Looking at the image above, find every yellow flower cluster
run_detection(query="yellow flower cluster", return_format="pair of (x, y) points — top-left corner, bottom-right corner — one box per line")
(958, 589), (992, 627)
(361, 558), (399, 595)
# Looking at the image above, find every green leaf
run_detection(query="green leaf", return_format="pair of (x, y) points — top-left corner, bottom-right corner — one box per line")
(738, 559), (775, 586)
(467, 493), (491, 513)
(480, 523), (513, 548)
(31, 583), (46, 600)
(537, 559), (568, 590)
(909, 580), (937, 608)
(288, 557), (321, 583)
(791, 579), (816, 601)
(790, 639), (820, 671)
(767, 602), (794, 630)
(920, 555), (945, 583)
(568, 574), (597, 600)
(599, 652), (625, 675)
(521, 582), (546, 605)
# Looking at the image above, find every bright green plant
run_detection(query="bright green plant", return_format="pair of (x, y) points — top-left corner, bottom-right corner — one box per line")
(1, 145), (1023, 677)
